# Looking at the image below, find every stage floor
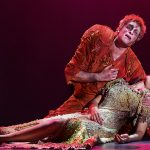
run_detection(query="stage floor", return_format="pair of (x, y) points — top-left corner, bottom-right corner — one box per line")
(0, 140), (150, 149)
(92, 141), (150, 150)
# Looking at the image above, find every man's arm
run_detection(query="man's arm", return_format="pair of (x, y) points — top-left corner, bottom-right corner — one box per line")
(65, 25), (115, 84)
(74, 66), (119, 82)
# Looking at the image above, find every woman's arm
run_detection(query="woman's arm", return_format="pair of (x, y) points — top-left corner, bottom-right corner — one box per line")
(115, 121), (147, 143)
(88, 94), (104, 125)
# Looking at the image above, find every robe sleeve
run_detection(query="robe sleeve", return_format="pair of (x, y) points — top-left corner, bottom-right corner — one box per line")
(64, 24), (114, 85)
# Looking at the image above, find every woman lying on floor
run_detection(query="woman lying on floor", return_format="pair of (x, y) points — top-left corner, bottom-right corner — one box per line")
(0, 77), (150, 149)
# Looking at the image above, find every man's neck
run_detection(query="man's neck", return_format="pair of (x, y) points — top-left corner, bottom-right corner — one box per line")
(110, 42), (127, 61)
(111, 42), (127, 53)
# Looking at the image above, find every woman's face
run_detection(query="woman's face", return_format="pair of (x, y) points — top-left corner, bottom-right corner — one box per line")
(130, 81), (145, 92)
(117, 21), (141, 47)
(145, 76), (150, 89)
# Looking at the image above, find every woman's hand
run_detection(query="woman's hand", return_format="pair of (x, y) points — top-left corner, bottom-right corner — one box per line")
(115, 134), (129, 144)
(89, 106), (103, 125)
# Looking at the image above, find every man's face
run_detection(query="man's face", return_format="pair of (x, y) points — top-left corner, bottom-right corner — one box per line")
(117, 21), (141, 47)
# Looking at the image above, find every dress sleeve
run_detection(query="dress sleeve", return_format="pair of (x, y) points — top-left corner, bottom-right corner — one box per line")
(64, 24), (113, 85)
(125, 49), (146, 84)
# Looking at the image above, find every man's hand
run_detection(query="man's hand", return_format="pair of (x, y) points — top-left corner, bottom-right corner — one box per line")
(115, 134), (129, 144)
(89, 106), (103, 125)
(96, 65), (119, 81)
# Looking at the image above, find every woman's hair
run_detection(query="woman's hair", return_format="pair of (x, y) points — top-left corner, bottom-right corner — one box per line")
(116, 14), (146, 41)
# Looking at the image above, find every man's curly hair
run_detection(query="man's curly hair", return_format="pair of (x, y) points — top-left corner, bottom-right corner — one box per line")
(116, 14), (146, 41)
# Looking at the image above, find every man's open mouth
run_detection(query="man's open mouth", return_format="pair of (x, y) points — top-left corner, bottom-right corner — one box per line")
(125, 34), (131, 40)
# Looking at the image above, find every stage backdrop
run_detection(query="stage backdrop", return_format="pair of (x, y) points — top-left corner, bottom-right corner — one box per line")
(0, 0), (150, 125)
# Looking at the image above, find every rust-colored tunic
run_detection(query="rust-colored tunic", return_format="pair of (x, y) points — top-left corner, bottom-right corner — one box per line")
(46, 24), (146, 117)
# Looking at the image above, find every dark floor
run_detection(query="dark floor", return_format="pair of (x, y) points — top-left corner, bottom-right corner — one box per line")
(0, 138), (150, 150)
(92, 141), (150, 150)
(1, 142), (150, 150)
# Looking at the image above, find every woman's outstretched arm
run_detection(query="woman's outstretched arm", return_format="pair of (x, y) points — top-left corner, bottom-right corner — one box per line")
(115, 121), (147, 144)
(0, 118), (66, 142)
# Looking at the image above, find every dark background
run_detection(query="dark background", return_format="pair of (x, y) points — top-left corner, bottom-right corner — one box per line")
(0, 0), (149, 125)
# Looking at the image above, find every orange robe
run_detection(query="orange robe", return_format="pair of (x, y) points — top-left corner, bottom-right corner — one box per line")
(46, 24), (146, 117)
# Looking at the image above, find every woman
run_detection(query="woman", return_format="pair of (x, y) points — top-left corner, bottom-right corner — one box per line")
(0, 78), (150, 149)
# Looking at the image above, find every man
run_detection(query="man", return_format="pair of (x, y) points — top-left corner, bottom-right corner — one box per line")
(46, 14), (146, 120)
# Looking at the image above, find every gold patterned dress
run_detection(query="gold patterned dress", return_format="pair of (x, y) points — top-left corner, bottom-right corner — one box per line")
(1, 79), (150, 150)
